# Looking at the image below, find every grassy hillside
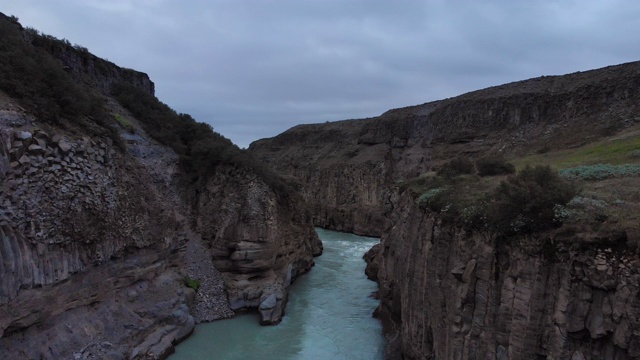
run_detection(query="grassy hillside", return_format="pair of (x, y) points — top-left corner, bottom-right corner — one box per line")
(404, 125), (640, 250)
(513, 125), (640, 170)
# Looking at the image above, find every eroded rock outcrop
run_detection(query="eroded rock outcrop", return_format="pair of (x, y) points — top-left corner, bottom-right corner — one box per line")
(367, 193), (640, 360)
(189, 166), (321, 324)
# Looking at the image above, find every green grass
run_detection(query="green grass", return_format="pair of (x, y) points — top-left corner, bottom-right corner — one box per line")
(113, 113), (135, 133)
(183, 277), (201, 291)
(513, 134), (640, 170)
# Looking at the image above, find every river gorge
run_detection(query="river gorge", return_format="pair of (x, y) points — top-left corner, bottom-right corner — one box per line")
(170, 229), (385, 360)
(2, 13), (640, 358)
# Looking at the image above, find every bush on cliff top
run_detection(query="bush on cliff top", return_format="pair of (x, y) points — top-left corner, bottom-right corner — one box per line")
(437, 156), (475, 178)
(488, 165), (577, 235)
(475, 156), (515, 176)
(0, 16), (118, 142)
(0, 19), (107, 128)
(417, 165), (577, 236)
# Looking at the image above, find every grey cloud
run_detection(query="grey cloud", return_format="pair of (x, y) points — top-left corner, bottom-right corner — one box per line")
(3, 0), (640, 147)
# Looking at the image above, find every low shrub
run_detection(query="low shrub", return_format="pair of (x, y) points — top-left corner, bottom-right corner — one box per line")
(417, 187), (447, 211)
(400, 173), (444, 197)
(536, 146), (551, 154)
(489, 165), (577, 235)
(553, 196), (609, 228)
(415, 165), (577, 236)
(475, 156), (515, 176)
(437, 156), (475, 178)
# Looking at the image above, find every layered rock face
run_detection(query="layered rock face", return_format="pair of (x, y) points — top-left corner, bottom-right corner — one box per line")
(49, 45), (156, 96)
(250, 61), (640, 237)
(366, 194), (640, 360)
(250, 121), (399, 237)
(188, 166), (321, 324)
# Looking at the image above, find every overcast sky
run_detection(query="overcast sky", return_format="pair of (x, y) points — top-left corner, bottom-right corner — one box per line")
(3, 1), (640, 148)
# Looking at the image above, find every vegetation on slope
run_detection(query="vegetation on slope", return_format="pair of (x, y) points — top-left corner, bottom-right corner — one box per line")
(111, 83), (238, 168)
(405, 129), (640, 250)
(407, 160), (576, 237)
(0, 13), (290, 197)
(514, 128), (640, 170)
(0, 15), (118, 142)
(111, 83), (290, 196)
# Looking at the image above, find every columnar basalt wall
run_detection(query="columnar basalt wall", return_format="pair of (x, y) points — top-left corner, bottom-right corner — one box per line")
(0, 125), (177, 308)
(288, 161), (393, 237)
(0, 121), (196, 359)
(0, 114), (322, 357)
(367, 193), (640, 360)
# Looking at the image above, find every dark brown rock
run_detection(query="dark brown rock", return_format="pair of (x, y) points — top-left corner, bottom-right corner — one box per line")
(191, 165), (319, 325)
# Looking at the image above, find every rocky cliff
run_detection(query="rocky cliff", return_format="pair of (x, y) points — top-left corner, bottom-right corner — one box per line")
(251, 60), (640, 359)
(0, 14), (320, 359)
(186, 165), (321, 325)
(250, 61), (640, 237)
(0, 111), (194, 359)
(366, 193), (640, 360)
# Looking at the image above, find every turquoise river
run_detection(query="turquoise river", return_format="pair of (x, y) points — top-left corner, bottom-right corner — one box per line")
(170, 228), (385, 360)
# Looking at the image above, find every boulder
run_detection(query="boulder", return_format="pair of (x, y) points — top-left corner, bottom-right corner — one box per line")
(17, 154), (30, 165)
(258, 292), (286, 325)
(58, 140), (73, 154)
(14, 131), (32, 141)
(27, 144), (44, 155)
(33, 130), (49, 140)
(259, 293), (278, 310)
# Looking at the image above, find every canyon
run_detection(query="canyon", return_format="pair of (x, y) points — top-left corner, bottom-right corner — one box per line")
(2, 10), (640, 360)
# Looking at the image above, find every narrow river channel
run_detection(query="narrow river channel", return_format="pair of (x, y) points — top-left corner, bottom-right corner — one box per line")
(170, 228), (385, 360)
